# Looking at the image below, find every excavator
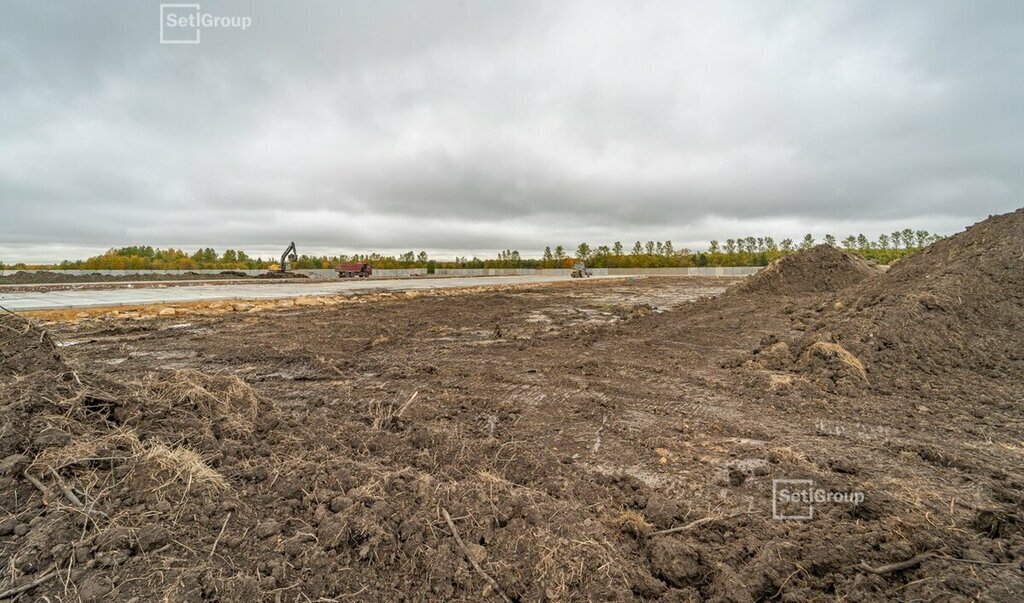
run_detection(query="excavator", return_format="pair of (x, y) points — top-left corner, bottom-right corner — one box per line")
(277, 241), (297, 273)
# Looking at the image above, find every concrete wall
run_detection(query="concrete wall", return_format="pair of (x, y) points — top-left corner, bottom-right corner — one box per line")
(435, 267), (762, 277)
(607, 267), (762, 276)
(1, 266), (762, 279)
(0, 268), (428, 279)
(434, 268), (610, 276)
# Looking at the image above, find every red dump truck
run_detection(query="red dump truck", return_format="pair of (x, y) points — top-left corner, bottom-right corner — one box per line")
(335, 263), (372, 278)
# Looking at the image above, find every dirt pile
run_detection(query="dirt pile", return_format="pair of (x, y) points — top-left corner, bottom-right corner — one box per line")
(749, 208), (1024, 396)
(733, 244), (882, 296)
(255, 271), (309, 279)
(0, 312), (280, 601)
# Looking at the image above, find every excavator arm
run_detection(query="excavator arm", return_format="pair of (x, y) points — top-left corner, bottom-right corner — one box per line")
(280, 241), (297, 272)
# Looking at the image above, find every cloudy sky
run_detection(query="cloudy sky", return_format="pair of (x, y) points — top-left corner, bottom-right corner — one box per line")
(1, 1), (1021, 262)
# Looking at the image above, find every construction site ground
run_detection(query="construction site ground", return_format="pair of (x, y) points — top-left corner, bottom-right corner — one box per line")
(1, 253), (1021, 601)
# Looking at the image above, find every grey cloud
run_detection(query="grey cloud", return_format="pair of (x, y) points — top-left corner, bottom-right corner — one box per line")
(1, 0), (1022, 263)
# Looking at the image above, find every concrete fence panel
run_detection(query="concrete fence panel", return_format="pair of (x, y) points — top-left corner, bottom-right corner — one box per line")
(2, 266), (763, 279)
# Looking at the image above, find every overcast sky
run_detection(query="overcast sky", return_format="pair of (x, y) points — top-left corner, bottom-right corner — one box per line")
(1, 1), (1021, 262)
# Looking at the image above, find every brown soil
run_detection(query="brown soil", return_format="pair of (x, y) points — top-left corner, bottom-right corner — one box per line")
(734, 244), (883, 296)
(2, 222), (1023, 603)
(745, 209), (1024, 398)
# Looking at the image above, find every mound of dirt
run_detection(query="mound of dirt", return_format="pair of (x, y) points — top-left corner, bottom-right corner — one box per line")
(0, 313), (282, 602)
(748, 208), (1024, 396)
(733, 245), (882, 296)
(255, 271), (309, 279)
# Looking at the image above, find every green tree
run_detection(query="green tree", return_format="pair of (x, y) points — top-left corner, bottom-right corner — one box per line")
(575, 242), (591, 260)
(901, 228), (914, 249)
(612, 241), (624, 257)
(824, 234), (836, 247)
(632, 241), (643, 256)
(800, 234), (815, 250)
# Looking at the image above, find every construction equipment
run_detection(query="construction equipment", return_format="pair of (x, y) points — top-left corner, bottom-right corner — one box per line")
(279, 242), (297, 273)
(336, 262), (372, 278)
(570, 262), (592, 278)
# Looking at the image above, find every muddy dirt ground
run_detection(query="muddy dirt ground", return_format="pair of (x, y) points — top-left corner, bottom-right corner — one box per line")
(1, 272), (1021, 601)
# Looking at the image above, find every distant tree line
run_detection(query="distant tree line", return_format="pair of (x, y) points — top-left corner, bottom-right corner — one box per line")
(2, 229), (943, 271)
(4, 246), (440, 271)
(448, 228), (942, 269)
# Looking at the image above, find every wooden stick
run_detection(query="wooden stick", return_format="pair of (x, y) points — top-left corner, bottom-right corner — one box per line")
(0, 570), (57, 600)
(47, 467), (84, 507)
(397, 391), (419, 417)
(441, 507), (512, 603)
(209, 512), (232, 559)
(22, 471), (51, 501)
(858, 553), (932, 575)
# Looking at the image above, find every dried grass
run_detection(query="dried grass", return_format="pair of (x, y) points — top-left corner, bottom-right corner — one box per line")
(31, 426), (226, 495)
(163, 369), (257, 412)
(531, 526), (626, 600)
(135, 369), (261, 435)
(370, 391), (418, 430)
(805, 341), (868, 381)
(767, 373), (800, 390)
(607, 509), (653, 536)
(143, 442), (227, 492)
(32, 429), (141, 472)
